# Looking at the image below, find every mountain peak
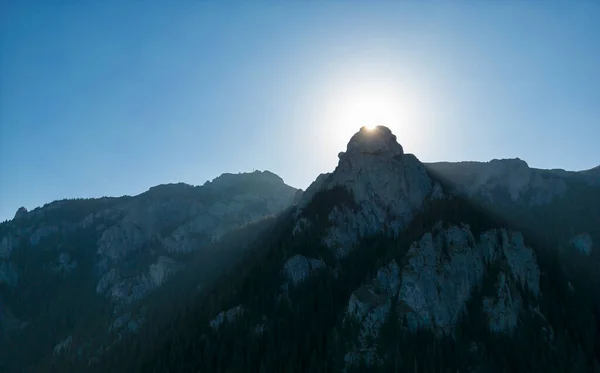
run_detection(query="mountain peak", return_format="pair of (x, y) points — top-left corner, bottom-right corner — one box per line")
(295, 125), (441, 256)
(340, 125), (404, 160)
(13, 207), (28, 220)
(204, 170), (285, 189)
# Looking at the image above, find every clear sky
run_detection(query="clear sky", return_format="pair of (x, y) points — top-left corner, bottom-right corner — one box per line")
(1, 2), (599, 222)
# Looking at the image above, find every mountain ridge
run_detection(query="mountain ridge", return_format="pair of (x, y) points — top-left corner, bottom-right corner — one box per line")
(0, 170), (300, 372)
(2, 127), (599, 373)
(84, 125), (599, 373)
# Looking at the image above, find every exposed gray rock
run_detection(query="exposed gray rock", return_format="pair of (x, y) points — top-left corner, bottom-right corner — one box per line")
(209, 305), (244, 329)
(52, 252), (78, 274)
(570, 233), (593, 255)
(344, 225), (541, 367)
(96, 268), (119, 295)
(283, 255), (325, 285)
(483, 272), (521, 334)
(53, 335), (72, 356)
(295, 126), (438, 257)
(95, 171), (297, 257)
(110, 314), (131, 331)
(426, 159), (568, 206)
(398, 227), (539, 333)
(431, 181), (445, 200)
(149, 256), (179, 286)
(97, 221), (149, 260)
(30, 225), (60, 246)
(500, 230), (540, 297)
(109, 313), (144, 333)
(106, 275), (155, 304)
(13, 207), (28, 220)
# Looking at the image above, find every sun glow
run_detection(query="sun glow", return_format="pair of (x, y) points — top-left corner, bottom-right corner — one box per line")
(323, 80), (418, 149)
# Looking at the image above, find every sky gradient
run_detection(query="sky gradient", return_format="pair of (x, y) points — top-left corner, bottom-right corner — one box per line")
(1, 1), (599, 221)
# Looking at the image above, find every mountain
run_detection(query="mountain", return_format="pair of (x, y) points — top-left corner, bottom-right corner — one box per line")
(0, 171), (299, 372)
(425, 159), (600, 262)
(4, 127), (600, 373)
(85, 126), (599, 373)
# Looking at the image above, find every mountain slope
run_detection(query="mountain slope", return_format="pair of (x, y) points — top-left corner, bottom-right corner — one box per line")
(0, 171), (298, 373)
(425, 159), (600, 276)
(91, 127), (600, 373)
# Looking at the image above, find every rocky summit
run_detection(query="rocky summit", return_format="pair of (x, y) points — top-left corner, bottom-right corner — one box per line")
(2, 127), (600, 373)
(100, 126), (596, 373)
(0, 170), (299, 372)
(295, 126), (443, 256)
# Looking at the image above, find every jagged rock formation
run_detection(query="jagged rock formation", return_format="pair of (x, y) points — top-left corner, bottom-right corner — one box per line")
(0, 170), (298, 372)
(426, 159), (569, 206)
(426, 158), (600, 276)
(3, 125), (598, 373)
(570, 233), (593, 255)
(53, 335), (72, 356)
(283, 255), (325, 286)
(69, 126), (600, 373)
(295, 126), (443, 257)
(344, 224), (540, 367)
(13, 207), (28, 220)
(209, 305), (244, 329)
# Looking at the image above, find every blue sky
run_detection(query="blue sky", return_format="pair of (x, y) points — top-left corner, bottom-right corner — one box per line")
(1, 1), (599, 222)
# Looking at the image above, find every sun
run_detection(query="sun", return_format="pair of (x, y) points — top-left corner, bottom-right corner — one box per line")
(317, 72), (432, 158)
(323, 81), (410, 144)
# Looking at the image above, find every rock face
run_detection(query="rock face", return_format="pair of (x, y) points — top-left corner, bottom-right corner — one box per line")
(344, 224), (541, 367)
(53, 335), (72, 356)
(149, 256), (179, 286)
(87, 173), (297, 304)
(13, 207), (28, 220)
(295, 126), (442, 256)
(282, 255), (325, 286)
(51, 253), (78, 274)
(0, 170), (298, 370)
(425, 159), (600, 271)
(570, 234), (593, 255)
(209, 305), (244, 329)
(426, 159), (568, 206)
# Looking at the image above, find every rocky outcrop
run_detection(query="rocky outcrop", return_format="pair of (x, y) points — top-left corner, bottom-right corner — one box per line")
(51, 253), (78, 274)
(13, 207), (28, 220)
(109, 313), (145, 333)
(96, 268), (119, 295)
(53, 335), (72, 356)
(97, 221), (148, 260)
(570, 234), (593, 255)
(149, 256), (179, 286)
(482, 273), (521, 334)
(209, 305), (244, 329)
(344, 224), (541, 367)
(29, 225), (60, 246)
(426, 159), (568, 206)
(96, 171), (298, 258)
(96, 257), (178, 304)
(295, 126), (441, 257)
(282, 255), (325, 286)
